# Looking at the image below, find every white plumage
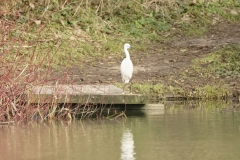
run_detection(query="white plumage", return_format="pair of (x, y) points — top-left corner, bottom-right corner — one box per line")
(120, 43), (133, 94)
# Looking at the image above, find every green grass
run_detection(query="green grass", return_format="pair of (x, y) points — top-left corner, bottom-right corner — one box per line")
(131, 83), (185, 99)
(164, 100), (229, 114)
(190, 44), (240, 99)
(1, 0), (240, 68)
(1, 0), (240, 100)
(195, 85), (230, 99)
(132, 83), (164, 96)
(130, 82), (230, 100)
(193, 44), (240, 78)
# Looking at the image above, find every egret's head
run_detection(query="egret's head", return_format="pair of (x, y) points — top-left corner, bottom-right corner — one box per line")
(124, 43), (131, 49)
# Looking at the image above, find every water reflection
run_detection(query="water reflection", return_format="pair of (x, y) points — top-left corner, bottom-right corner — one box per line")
(1, 102), (240, 160)
(121, 128), (136, 160)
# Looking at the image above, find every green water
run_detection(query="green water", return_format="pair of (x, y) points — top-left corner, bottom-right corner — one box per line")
(1, 102), (240, 160)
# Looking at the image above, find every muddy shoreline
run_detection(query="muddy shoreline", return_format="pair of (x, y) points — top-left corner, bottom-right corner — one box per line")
(53, 22), (240, 99)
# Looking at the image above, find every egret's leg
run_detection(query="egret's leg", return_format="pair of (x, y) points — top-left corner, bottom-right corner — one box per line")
(122, 83), (126, 94)
(130, 82), (133, 95)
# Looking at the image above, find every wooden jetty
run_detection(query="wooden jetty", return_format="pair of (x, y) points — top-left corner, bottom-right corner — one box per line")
(30, 85), (147, 104)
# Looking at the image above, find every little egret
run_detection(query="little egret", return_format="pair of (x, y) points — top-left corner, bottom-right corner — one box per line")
(120, 43), (133, 94)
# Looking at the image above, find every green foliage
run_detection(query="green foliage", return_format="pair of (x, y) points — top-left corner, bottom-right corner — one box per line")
(132, 83), (164, 97)
(175, 1), (240, 35)
(131, 82), (229, 99)
(168, 85), (184, 95)
(1, 0), (240, 68)
(195, 85), (230, 99)
(214, 45), (240, 77)
(193, 44), (240, 77)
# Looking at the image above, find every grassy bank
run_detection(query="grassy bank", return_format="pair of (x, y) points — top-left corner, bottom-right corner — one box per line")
(129, 82), (230, 100)
(1, 0), (240, 67)
(1, 0), (240, 122)
(131, 43), (240, 100)
(193, 44), (240, 78)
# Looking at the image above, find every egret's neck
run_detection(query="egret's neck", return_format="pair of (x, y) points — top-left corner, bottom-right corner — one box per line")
(124, 48), (130, 59)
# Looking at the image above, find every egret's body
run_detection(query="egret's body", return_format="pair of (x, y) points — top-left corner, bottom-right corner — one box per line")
(120, 43), (133, 94)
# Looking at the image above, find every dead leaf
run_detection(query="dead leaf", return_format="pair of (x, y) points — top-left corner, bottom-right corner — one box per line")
(230, 10), (238, 15)
(34, 20), (41, 25)
(29, 3), (35, 9)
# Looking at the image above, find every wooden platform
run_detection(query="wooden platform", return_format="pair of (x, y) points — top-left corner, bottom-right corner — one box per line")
(30, 85), (147, 104)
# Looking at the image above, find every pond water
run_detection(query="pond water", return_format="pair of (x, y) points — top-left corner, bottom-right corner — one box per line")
(1, 102), (240, 160)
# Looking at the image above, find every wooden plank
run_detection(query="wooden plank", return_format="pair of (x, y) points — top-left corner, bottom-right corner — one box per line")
(30, 85), (147, 104)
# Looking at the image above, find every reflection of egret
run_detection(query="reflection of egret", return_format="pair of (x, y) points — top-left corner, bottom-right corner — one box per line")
(120, 43), (133, 94)
(121, 128), (135, 160)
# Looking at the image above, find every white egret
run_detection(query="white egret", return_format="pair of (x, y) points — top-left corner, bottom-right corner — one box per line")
(120, 43), (133, 94)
